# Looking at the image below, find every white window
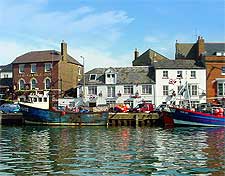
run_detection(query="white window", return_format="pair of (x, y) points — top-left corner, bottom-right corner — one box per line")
(190, 85), (198, 96)
(177, 71), (182, 78)
(19, 79), (25, 90)
(142, 85), (152, 94)
(30, 79), (37, 90)
(218, 83), (225, 96)
(88, 86), (97, 95)
(163, 71), (168, 78)
(3, 74), (8, 78)
(191, 71), (196, 78)
(163, 85), (169, 96)
(221, 67), (225, 75)
(19, 64), (25, 73)
(107, 86), (115, 97)
(89, 74), (97, 80)
(45, 78), (51, 89)
(124, 85), (133, 94)
(45, 63), (52, 72)
(31, 64), (37, 73)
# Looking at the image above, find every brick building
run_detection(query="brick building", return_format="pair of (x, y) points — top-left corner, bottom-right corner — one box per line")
(176, 36), (225, 104)
(12, 41), (83, 100)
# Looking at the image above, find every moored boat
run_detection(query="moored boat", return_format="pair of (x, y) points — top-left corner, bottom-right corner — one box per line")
(162, 106), (225, 127)
(20, 103), (108, 126)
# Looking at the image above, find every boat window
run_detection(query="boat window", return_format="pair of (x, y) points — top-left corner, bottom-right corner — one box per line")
(44, 97), (47, 102)
(39, 98), (42, 102)
(33, 97), (37, 102)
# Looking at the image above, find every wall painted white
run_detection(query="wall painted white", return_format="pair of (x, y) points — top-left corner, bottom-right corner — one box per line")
(155, 69), (206, 107)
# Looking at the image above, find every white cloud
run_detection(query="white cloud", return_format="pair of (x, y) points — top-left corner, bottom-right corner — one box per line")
(70, 47), (132, 72)
(0, 1), (134, 68)
(0, 41), (31, 64)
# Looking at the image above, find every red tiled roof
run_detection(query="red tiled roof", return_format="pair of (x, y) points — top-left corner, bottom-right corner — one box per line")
(12, 50), (82, 65)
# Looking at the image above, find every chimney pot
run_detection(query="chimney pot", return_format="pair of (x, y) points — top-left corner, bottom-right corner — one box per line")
(134, 48), (139, 60)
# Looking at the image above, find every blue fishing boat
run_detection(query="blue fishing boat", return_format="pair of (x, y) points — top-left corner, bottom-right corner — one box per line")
(19, 103), (108, 126)
(162, 106), (225, 127)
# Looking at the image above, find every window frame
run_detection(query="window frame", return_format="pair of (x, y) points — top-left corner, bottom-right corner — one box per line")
(163, 85), (169, 96)
(190, 71), (196, 79)
(89, 74), (97, 80)
(162, 71), (168, 78)
(142, 85), (152, 95)
(88, 86), (97, 95)
(45, 63), (52, 72)
(31, 64), (37, 73)
(107, 86), (115, 97)
(19, 64), (25, 73)
(124, 85), (133, 94)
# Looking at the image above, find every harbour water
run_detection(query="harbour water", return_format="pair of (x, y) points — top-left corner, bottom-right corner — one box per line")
(0, 125), (224, 175)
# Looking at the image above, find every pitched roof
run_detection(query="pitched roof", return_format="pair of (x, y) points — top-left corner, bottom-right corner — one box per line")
(80, 66), (155, 85)
(133, 49), (169, 66)
(0, 64), (12, 72)
(154, 59), (204, 69)
(176, 42), (225, 58)
(205, 43), (225, 56)
(12, 50), (82, 65)
(175, 43), (197, 59)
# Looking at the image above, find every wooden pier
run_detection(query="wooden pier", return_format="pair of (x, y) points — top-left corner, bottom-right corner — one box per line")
(0, 113), (24, 125)
(108, 112), (161, 127)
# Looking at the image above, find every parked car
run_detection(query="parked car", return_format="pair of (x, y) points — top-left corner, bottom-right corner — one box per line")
(130, 103), (155, 113)
(0, 103), (20, 113)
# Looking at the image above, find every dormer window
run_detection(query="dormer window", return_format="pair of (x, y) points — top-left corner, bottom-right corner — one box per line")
(89, 74), (97, 80)
(105, 68), (117, 84)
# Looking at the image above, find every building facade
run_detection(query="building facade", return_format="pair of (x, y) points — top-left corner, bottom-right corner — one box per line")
(176, 36), (225, 105)
(154, 60), (206, 107)
(12, 41), (83, 100)
(77, 67), (155, 108)
(0, 64), (13, 101)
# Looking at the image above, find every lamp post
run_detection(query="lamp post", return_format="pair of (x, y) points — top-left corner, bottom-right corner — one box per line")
(80, 56), (85, 99)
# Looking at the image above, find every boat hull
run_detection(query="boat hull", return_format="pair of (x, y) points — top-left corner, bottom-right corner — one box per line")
(20, 104), (108, 126)
(163, 107), (225, 127)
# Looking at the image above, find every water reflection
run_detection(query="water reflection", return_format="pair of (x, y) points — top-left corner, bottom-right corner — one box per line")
(0, 125), (224, 175)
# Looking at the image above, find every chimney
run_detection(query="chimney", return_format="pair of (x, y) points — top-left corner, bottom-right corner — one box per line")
(197, 36), (205, 58)
(134, 48), (139, 60)
(61, 40), (67, 61)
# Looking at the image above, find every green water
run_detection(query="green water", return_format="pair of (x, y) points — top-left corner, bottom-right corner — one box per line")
(0, 125), (224, 175)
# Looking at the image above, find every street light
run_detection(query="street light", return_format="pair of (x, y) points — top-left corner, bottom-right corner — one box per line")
(80, 56), (85, 98)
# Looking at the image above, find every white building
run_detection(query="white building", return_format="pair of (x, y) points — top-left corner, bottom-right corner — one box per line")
(77, 67), (155, 108)
(154, 60), (206, 107)
(0, 64), (12, 79)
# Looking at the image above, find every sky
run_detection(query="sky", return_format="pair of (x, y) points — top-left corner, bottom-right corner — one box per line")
(0, 0), (224, 71)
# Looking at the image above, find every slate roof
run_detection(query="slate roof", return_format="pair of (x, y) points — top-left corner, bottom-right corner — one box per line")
(12, 50), (82, 65)
(154, 59), (204, 69)
(176, 43), (197, 59)
(176, 42), (225, 58)
(0, 64), (12, 72)
(205, 43), (225, 56)
(79, 66), (155, 85)
(133, 49), (169, 66)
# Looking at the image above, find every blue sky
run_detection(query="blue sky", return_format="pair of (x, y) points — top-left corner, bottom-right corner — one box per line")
(0, 0), (224, 71)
